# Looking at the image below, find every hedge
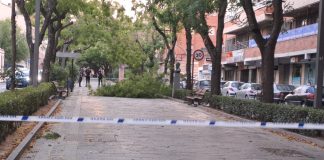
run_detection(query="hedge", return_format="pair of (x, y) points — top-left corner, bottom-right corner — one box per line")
(0, 83), (56, 142)
(163, 89), (324, 136)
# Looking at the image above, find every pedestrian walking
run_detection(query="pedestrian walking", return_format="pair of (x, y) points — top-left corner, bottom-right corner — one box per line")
(98, 69), (103, 87)
(67, 78), (74, 92)
(78, 70), (83, 87)
(85, 68), (91, 87)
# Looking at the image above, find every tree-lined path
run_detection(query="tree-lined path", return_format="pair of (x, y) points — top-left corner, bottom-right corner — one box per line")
(20, 79), (324, 160)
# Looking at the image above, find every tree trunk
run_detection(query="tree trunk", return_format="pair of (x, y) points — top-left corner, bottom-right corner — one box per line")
(169, 50), (175, 87)
(261, 47), (275, 103)
(212, 1), (227, 95)
(10, 0), (16, 90)
(42, 23), (55, 82)
(164, 52), (169, 74)
(185, 26), (192, 90)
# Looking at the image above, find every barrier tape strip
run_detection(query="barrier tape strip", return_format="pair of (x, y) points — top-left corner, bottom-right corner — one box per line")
(1, 115), (324, 130)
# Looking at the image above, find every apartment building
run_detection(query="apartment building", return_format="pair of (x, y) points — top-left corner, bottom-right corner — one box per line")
(173, 0), (321, 86)
(223, 0), (320, 86)
(173, 14), (218, 81)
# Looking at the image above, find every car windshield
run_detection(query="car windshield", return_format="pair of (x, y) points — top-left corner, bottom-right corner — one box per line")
(276, 84), (294, 92)
(231, 82), (242, 88)
(251, 84), (262, 90)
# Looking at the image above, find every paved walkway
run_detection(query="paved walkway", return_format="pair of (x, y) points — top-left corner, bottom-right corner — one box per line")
(20, 79), (324, 160)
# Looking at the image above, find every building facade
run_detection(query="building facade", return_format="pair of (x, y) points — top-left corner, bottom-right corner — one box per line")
(173, 0), (320, 87)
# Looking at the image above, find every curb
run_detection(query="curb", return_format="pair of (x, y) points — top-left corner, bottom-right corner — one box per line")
(7, 99), (62, 160)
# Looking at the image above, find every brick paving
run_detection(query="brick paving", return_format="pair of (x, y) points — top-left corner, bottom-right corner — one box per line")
(20, 79), (324, 160)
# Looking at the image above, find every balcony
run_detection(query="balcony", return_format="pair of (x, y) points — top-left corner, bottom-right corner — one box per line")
(225, 41), (249, 52)
(249, 23), (318, 48)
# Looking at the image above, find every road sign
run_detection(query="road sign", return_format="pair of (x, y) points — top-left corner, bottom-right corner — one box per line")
(193, 50), (204, 61)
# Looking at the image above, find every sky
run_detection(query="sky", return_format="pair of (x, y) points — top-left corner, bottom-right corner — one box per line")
(117, 0), (147, 18)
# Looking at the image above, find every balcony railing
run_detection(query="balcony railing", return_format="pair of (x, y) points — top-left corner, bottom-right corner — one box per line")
(249, 23), (318, 47)
(225, 40), (249, 52)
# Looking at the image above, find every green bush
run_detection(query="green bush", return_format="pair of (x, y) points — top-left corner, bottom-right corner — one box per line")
(205, 95), (324, 136)
(49, 63), (78, 85)
(95, 74), (169, 98)
(0, 83), (56, 142)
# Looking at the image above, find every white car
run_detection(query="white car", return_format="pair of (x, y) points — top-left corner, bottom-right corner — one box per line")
(236, 83), (262, 99)
(221, 81), (244, 96)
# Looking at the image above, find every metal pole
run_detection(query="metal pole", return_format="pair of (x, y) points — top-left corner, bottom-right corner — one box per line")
(191, 54), (194, 90)
(33, 0), (40, 87)
(314, 0), (324, 108)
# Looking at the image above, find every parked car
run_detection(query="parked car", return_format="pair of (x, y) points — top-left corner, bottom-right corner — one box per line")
(236, 83), (262, 99)
(273, 84), (295, 103)
(284, 85), (324, 106)
(221, 81), (244, 96)
(256, 84), (295, 102)
(194, 80), (211, 91)
(6, 70), (29, 90)
(220, 81), (226, 89)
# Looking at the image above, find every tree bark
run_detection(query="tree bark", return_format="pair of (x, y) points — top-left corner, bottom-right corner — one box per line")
(240, 0), (283, 103)
(195, 0), (227, 95)
(16, 0), (55, 83)
(261, 47), (275, 102)
(42, 23), (55, 82)
(11, 0), (16, 90)
(185, 26), (192, 90)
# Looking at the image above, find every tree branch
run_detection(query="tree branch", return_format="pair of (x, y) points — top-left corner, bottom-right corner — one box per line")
(16, 0), (33, 50)
(152, 16), (171, 50)
(240, 0), (265, 51)
(267, 0), (284, 47)
(72, 45), (92, 53)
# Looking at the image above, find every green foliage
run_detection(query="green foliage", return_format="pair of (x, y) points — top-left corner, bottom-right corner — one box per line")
(0, 20), (29, 64)
(49, 63), (68, 85)
(44, 132), (61, 140)
(205, 95), (324, 136)
(0, 83), (56, 142)
(95, 74), (168, 98)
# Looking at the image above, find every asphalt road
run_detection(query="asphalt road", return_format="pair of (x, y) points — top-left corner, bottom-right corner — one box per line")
(18, 80), (324, 160)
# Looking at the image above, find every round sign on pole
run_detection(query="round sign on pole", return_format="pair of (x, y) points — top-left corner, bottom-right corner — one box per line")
(193, 50), (204, 61)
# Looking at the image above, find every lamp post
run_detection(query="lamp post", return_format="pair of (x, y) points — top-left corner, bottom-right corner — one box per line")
(32, 0), (40, 87)
(315, 0), (324, 108)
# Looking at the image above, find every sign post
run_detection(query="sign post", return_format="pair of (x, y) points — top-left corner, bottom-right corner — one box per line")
(192, 50), (204, 89)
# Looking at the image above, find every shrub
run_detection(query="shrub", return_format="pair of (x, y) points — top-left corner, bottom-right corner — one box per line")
(206, 95), (324, 136)
(95, 74), (169, 98)
(0, 83), (56, 142)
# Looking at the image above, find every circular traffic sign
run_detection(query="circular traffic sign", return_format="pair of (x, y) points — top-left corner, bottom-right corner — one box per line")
(193, 50), (204, 61)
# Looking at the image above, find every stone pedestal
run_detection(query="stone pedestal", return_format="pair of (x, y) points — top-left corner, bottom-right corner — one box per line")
(174, 71), (181, 90)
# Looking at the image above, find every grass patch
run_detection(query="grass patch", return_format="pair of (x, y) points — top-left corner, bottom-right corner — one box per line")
(43, 132), (61, 140)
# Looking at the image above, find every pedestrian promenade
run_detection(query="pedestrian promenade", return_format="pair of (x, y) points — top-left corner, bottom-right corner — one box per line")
(20, 79), (324, 160)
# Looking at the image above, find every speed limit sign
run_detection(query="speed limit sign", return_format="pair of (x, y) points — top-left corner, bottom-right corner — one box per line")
(193, 50), (204, 61)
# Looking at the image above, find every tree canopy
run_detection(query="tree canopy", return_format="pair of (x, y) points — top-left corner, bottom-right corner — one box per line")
(0, 20), (28, 65)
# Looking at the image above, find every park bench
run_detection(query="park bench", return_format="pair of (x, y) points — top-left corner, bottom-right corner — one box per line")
(52, 81), (68, 99)
(185, 89), (208, 107)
